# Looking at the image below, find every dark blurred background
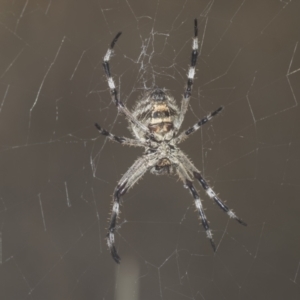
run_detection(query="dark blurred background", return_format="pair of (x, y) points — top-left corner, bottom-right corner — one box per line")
(0, 0), (300, 299)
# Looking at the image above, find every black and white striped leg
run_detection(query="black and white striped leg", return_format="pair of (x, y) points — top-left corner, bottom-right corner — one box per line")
(103, 33), (150, 135)
(193, 171), (247, 226)
(185, 179), (216, 251)
(175, 106), (223, 144)
(176, 18), (199, 129)
(95, 123), (145, 147)
(107, 157), (151, 263)
(108, 180), (127, 264)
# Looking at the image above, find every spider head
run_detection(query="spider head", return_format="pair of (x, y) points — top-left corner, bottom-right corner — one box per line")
(150, 88), (166, 101)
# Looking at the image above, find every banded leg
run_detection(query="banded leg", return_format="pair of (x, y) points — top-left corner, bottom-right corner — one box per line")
(107, 156), (153, 263)
(185, 179), (216, 251)
(95, 123), (145, 147)
(175, 19), (199, 130)
(177, 151), (247, 226)
(176, 163), (216, 251)
(103, 33), (150, 135)
(175, 106), (223, 144)
(193, 172), (247, 226)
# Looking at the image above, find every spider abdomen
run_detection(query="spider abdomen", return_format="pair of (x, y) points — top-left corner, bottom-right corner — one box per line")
(131, 88), (180, 140)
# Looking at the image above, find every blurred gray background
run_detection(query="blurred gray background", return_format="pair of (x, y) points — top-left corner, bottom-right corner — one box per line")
(0, 0), (300, 299)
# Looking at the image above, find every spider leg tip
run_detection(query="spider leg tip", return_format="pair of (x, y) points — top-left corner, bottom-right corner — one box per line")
(237, 218), (247, 226)
(113, 256), (121, 264)
(210, 239), (216, 252)
(111, 247), (121, 264)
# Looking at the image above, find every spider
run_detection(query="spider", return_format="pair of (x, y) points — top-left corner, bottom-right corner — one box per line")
(95, 19), (246, 263)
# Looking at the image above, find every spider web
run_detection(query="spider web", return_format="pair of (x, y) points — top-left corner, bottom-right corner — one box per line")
(0, 0), (300, 299)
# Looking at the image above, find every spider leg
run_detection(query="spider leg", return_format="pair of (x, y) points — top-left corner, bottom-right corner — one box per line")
(176, 163), (216, 251)
(175, 19), (199, 130)
(103, 33), (150, 136)
(193, 171), (247, 226)
(107, 156), (153, 263)
(95, 123), (146, 147)
(174, 106), (223, 144)
(177, 151), (246, 226)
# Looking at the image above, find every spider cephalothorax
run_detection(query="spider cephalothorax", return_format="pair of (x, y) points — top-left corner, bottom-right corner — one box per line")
(95, 19), (246, 264)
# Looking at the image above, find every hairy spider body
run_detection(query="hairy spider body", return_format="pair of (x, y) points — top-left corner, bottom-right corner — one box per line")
(96, 19), (246, 264)
(131, 88), (179, 141)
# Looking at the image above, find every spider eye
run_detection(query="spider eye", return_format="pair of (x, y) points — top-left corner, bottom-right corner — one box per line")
(151, 89), (166, 101)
